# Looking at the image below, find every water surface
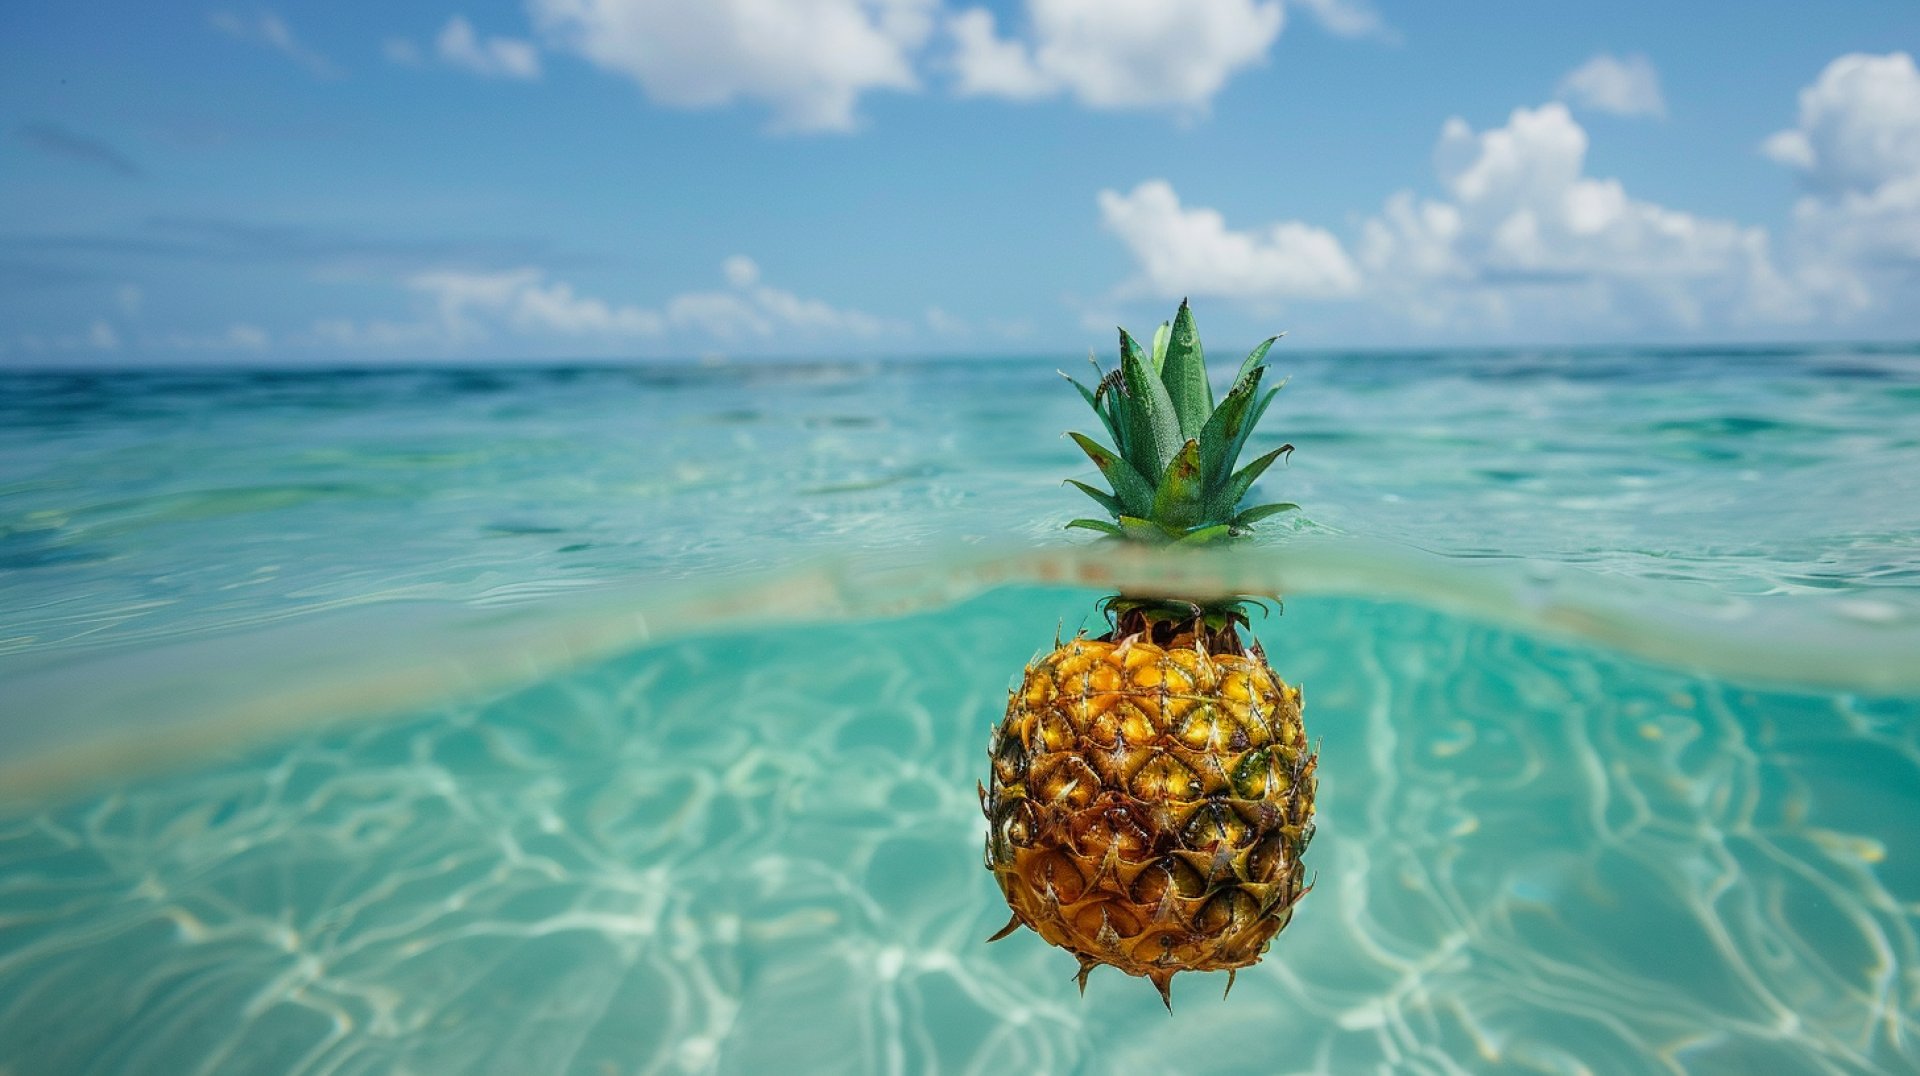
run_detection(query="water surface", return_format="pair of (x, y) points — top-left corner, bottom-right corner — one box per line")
(2, 346), (1917, 1072)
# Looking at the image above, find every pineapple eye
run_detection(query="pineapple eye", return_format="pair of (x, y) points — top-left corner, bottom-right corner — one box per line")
(1247, 833), (1292, 883)
(1000, 799), (1039, 848)
(1033, 851), (1087, 904)
(1129, 662), (1164, 689)
(1130, 860), (1206, 906)
(1195, 890), (1260, 935)
(1033, 757), (1099, 808)
(1034, 710), (1075, 752)
(1022, 672), (1055, 707)
(1174, 704), (1223, 750)
(1230, 748), (1273, 798)
(1072, 899), (1144, 942)
(1130, 753), (1203, 803)
(1181, 801), (1252, 852)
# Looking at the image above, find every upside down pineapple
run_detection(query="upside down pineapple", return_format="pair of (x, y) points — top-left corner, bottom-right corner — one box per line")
(981, 301), (1315, 1008)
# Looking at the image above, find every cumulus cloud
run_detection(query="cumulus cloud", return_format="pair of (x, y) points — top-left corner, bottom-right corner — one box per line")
(1357, 103), (1805, 329)
(408, 267), (663, 341)
(209, 10), (341, 79)
(1557, 53), (1666, 118)
(530, 0), (937, 132)
(1290, 0), (1390, 41)
(1764, 52), (1920, 194)
(949, 0), (1283, 111)
(435, 16), (541, 80)
(666, 256), (889, 339)
(306, 260), (889, 354)
(1098, 180), (1360, 300)
(1763, 51), (1920, 288)
(1100, 102), (1821, 334)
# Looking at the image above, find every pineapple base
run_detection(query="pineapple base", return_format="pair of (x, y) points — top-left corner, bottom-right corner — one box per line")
(982, 631), (1316, 1007)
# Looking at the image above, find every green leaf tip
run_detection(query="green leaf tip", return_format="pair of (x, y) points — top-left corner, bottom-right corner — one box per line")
(1159, 299), (1212, 440)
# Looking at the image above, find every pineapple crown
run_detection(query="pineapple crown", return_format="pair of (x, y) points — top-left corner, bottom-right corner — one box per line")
(1062, 299), (1297, 545)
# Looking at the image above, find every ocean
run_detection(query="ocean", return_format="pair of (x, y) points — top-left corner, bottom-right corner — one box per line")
(2, 346), (1917, 1073)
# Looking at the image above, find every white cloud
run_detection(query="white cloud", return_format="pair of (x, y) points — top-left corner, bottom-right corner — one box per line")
(924, 305), (967, 334)
(1100, 102), (1822, 334)
(209, 11), (341, 79)
(87, 321), (120, 350)
(722, 255), (761, 288)
(408, 267), (663, 341)
(1361, 103), (1808, 329)
(1290, 0), (1389, 41)
(302, 317), (443, 352)
(1760, 128), (1814, 170)
(226, 324), (270, 350)
(666, 256), (889, 339)
(383, 37), (423, 66)
(1764, 52), (1920, 195)
(436, 16), (541, 80)
(1763, 51), (1920, 291)
(1557, 53), (1666, 118)
(304, 260), (890, 354)
(146, 324), (273, 352)
(1098, 180), (1360, 300)
(947, 10), (1055, 100)
(530, 0), (937, 132)
(949, 0), (1284, 111)
(11, 321), (126, 354)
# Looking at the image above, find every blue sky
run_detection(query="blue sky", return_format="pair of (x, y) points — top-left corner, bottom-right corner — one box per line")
(3, 0), (1918, 363)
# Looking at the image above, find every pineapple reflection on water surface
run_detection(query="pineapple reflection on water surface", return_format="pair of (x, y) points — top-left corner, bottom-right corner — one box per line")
(981, 302), (1316, 1008)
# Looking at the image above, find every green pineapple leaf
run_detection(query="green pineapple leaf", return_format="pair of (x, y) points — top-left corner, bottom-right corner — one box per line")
(1198, 364), (1266, 487)
(1060, 303), (1299, 545)
(1233, 502), (1300, 528)
(1065, 478), (1122, 516)
(1117, 515), (1171, 542)
(1119, 328), (1184, 479)
(1236, 334), (1283, 385)
(1150, 438), (1207, 530)
(1215, 443), (1294, 517)
(1221, 383), (1284, 489)
(1068, 431), (1155, 516)
(1061, 372), (1122, 448)
(1159, 299), (1213, 440)
(1175, 524), (1233, 546)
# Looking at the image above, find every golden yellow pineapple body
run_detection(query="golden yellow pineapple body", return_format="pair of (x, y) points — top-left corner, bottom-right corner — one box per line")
(981, 628), (1315, 1003)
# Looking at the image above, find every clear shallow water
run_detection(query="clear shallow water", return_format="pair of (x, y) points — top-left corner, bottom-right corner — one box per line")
(2, 347), (1919, 1072)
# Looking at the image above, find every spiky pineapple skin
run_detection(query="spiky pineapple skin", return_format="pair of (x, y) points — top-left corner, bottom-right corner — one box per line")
(982, 635), (1315, 994)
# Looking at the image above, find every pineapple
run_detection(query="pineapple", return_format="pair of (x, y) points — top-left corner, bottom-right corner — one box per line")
(981, 300), (1315, 1008)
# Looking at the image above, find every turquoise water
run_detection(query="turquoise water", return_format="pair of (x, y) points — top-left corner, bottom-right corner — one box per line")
(2, 348), (1918, 1072)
